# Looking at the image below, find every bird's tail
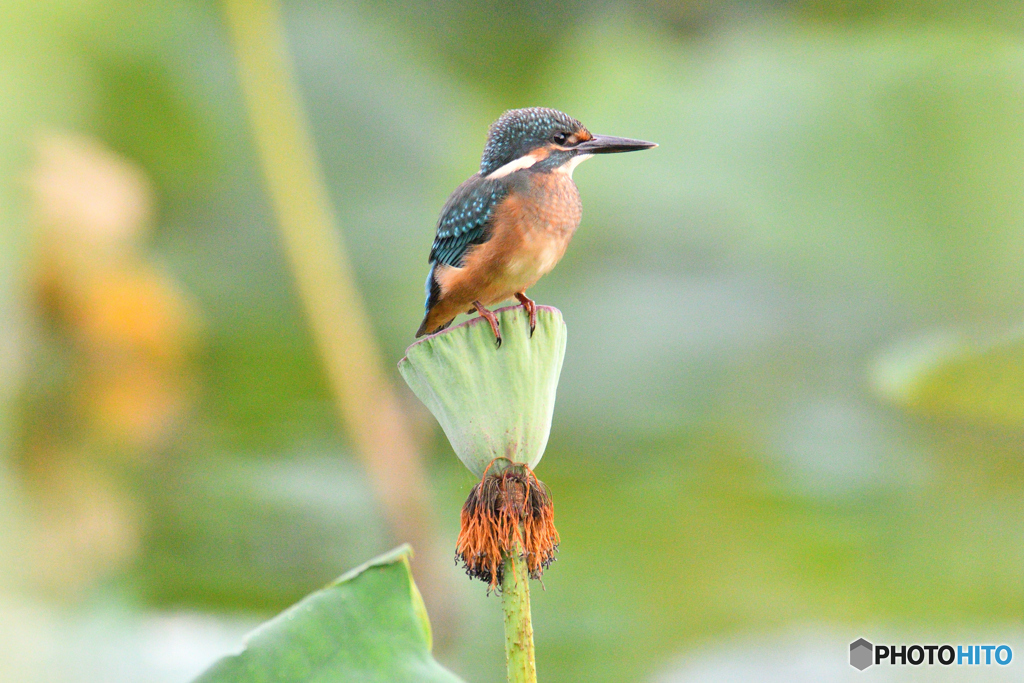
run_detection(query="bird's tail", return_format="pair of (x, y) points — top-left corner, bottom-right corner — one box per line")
(416, 265), (450, 337)
(416, 314), (453, 338)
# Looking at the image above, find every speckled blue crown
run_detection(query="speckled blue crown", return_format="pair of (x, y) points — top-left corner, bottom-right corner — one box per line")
(480, 107), (587, 175)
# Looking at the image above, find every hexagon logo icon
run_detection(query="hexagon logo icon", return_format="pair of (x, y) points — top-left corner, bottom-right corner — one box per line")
(850, 638), (873, 670)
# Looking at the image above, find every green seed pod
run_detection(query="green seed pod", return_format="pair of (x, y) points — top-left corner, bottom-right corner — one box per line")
(398, 305), (567, 477)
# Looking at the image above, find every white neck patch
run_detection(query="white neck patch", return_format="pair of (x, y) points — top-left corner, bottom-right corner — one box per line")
(485, 152), (540, 179)
(558, 153), (593, 179)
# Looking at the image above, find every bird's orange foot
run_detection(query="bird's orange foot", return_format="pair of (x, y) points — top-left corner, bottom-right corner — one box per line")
(514, 292), (537, 337)
(473, 300), (502, 348)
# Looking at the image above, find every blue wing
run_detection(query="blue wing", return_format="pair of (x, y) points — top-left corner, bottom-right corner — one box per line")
(429, 175), (509, 267)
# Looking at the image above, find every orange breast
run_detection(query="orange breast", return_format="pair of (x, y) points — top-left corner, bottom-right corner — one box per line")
(434, 171), (582, 308)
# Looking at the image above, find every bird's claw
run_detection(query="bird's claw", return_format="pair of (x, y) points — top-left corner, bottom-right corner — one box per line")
(473, 300), (502, 349)
(515, 293), (537, 338)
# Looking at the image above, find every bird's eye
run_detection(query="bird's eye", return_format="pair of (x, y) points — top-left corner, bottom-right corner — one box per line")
(553, 132), (570, 145)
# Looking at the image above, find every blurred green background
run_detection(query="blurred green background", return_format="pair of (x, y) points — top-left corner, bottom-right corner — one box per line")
(1, 0), (1023, 681)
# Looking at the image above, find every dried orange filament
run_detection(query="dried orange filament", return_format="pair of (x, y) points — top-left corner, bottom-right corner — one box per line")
(455, 463), (559, 590)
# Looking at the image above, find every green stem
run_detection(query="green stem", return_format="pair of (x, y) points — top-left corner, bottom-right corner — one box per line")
(501, 543), (537, 683)
(220, 0), (453, 630)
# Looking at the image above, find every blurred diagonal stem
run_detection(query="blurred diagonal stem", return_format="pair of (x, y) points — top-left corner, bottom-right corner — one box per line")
(221, 0), (451, 626)
(502, 542), (537, 683)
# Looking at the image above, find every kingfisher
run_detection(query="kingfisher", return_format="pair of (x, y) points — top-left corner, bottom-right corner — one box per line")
(416, 107), (656, 346)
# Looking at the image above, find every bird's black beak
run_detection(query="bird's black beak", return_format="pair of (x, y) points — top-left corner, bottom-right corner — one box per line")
(575, 134), (657, 154)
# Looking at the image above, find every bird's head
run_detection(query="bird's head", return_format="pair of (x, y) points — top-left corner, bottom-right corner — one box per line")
(479, 107), (656, 180)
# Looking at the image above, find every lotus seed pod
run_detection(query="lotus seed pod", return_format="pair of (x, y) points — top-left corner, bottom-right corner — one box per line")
(398, 305), (567, 477)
